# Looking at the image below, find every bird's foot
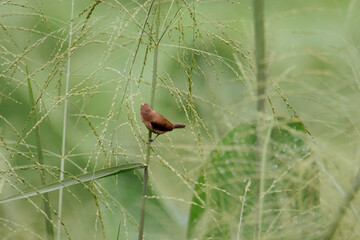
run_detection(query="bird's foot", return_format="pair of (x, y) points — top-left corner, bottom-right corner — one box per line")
(146, 134), (159, 144)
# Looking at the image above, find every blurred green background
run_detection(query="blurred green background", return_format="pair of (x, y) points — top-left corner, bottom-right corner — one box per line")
(1, 0), (360, 239)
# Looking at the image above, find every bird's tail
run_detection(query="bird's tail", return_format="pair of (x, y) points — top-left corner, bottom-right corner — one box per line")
(173, 123), (186, 129)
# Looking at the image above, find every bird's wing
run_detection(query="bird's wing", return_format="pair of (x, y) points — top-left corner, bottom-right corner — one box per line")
(151, 120), (173, 132)
(150, 111), (174, 132)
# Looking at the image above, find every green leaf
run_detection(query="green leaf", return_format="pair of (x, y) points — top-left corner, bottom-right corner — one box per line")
(27, 65), (54, 239)
(187, 118), (318, 239)
(0, 163), (146, 204)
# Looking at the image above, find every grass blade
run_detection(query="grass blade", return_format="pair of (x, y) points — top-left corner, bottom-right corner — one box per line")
(26, 65), (55, 240)
(0, 163), (146, 204)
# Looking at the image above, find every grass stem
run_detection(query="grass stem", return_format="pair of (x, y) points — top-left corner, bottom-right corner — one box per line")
(257, 122), (272, 240)
(57, 1), (74, 239)
(237, 180), (251, 240)
(138, 167), (149, 240)
(253, 0), (267, 239)
(138, 1), (161, 240)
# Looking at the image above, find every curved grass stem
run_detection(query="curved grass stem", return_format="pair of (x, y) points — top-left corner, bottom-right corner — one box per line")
(323, 168), (360, 240)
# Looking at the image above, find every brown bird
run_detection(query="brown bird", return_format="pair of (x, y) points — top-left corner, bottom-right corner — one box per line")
(140, 103), (185, 143)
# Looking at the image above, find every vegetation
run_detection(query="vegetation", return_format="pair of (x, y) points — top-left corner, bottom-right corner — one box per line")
(0, 0), (360, 239)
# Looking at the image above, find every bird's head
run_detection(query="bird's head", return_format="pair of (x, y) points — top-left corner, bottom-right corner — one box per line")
(141, 103), (151, 113)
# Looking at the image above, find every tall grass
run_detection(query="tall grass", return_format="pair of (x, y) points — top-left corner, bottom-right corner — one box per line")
(0, 0), (360, 239)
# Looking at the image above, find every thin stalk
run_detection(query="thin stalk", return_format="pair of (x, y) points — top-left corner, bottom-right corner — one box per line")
(237, 180), (251, 240)
(323, 168), (360, 240)
(138, 1), (161, 240)
(27, 67), (55, 240)
(149, 1), (161, 110)
(138, 167), (149, 240)
(131, 0), (155, 74)
(116, 220), (121, 240)
(257, 123), (272, 240)
(254, 1), (266, 112)
(57, 1), (74, 239)
(253, 0), (267, 239)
